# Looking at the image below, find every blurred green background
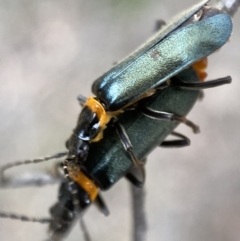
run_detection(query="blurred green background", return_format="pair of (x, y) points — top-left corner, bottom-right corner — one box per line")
(0, 0), (239, 240)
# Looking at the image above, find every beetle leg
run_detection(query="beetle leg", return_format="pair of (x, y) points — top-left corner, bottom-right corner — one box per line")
(114, 120), (146, 184)
(169, 76), (232, 89)
(139, 105), (200, 133)
(174, 116), (200, 133)
(115, 121), (143, 167)
(125, 163), (146, 188)
(160, 132), (190, 148)
(94, 193), (110, 216)
(168, 76), (231, 101)
(125, 173), (144, 188)
(0, 152), (67, 188)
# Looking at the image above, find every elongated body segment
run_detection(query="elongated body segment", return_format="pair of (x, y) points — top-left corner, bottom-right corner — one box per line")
(92, 3), (232, 111)
(70, 2), (232, 146)
(84, 66), (202, 189)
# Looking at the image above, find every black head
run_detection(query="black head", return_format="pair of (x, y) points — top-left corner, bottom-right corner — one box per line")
(66, 134), (89, 163)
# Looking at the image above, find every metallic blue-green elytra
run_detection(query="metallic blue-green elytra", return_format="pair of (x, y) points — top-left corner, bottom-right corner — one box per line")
(92, 1), (232, 111)
(84, 66), (201, 190)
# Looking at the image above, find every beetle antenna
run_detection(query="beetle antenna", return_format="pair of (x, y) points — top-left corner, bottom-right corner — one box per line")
(0, 153), (67, 225)
(0, 151), (68, 183)
(0, 211), (51, 223)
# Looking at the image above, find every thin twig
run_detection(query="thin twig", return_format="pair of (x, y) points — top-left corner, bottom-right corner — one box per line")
(79, 217), (92, 241)
(0, 172), (62, 188)
(216, 0), (240, 16)
(130, 185), (147, 241)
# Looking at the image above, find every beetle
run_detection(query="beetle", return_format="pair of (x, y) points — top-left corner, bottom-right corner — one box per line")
(41, 2), (235, 237)
(72, 0), (232, 149)
(0, 1), (234, 240)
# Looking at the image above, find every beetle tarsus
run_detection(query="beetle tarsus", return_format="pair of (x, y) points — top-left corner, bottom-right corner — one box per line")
(125, 164), (146, 188)
(160, 132), (190, 148)
(94, 193), (110, 216)
(170, 76), (232, 89)
(126, 173), (144, 188)
(173, 116), (200, 133)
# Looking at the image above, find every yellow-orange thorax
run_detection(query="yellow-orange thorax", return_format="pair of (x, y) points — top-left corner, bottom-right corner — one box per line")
(68, 167), (99, 202)
(85, 97), (122, 142)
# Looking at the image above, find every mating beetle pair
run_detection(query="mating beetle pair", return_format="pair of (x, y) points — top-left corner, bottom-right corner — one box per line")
(64, 0), (232, 209)
(0, 0), (233, 240)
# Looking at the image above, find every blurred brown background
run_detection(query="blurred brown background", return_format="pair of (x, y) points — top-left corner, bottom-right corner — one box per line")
(0, 0), (239, 240)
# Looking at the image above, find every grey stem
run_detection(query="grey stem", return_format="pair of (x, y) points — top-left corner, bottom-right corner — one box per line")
(0, 173), (62, 188)
(79, 216), (92, 241)
(216, 0), (240, 16)
(131, 185), (147, 241)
